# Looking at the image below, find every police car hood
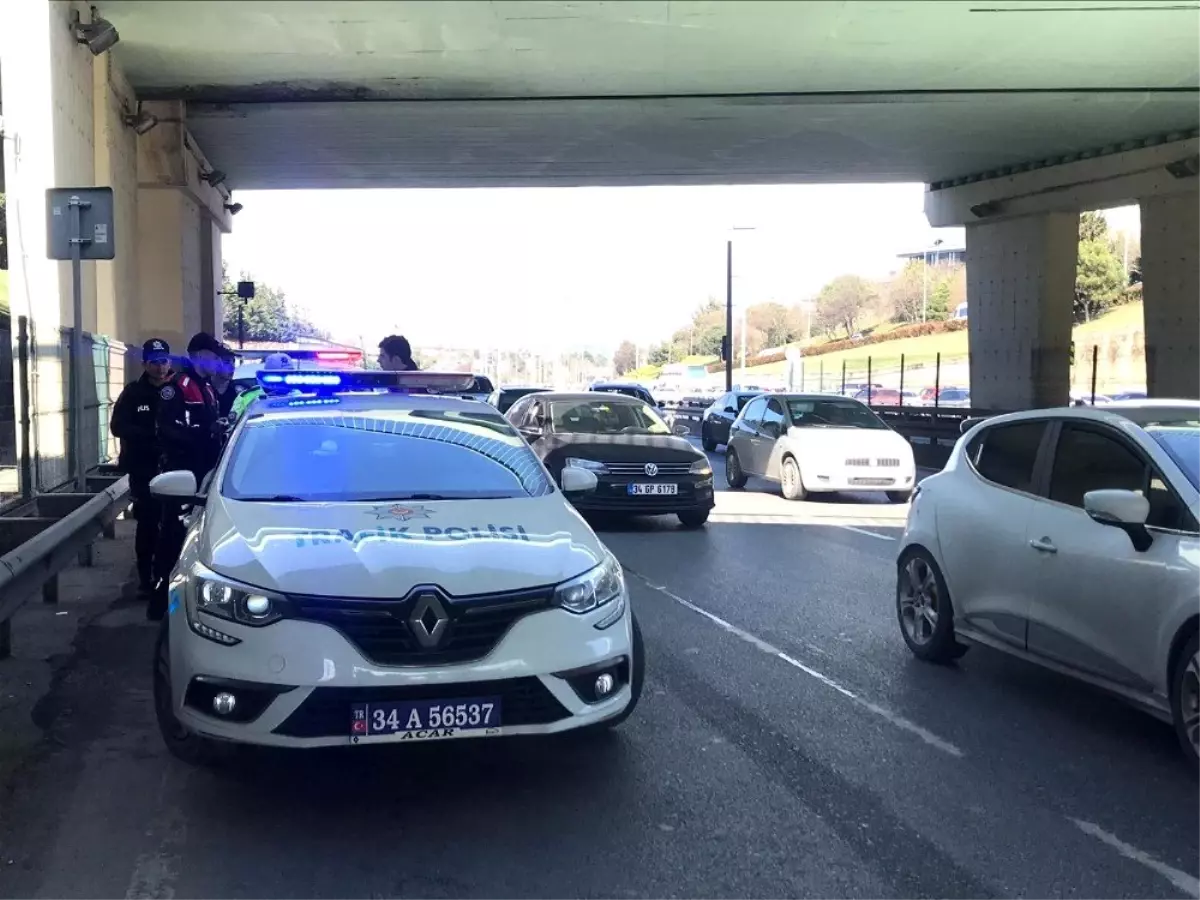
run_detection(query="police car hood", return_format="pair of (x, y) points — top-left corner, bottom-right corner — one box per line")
(200, 494), (605, 598)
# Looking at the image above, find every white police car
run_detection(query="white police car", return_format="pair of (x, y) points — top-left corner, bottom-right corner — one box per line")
(149, 370), (643, 763)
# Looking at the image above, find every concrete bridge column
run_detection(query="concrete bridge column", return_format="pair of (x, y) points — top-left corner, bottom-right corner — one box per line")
(1140, 188), (1200, 400)
(964, 213), (1078, 410)
(135, 100), (230, 353)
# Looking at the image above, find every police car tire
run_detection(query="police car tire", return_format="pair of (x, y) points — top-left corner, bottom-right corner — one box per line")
(153, 622), (221, 767)
(581, 614), (645, 735)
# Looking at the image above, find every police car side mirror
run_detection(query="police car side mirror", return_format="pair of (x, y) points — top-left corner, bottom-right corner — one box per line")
(150, 469), (202, 501)
(560, 466), (598, 496)
(672, 423), (689, 436)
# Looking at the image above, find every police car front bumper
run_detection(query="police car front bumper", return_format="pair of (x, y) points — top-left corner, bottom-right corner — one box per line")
(165, 592), (636, 748)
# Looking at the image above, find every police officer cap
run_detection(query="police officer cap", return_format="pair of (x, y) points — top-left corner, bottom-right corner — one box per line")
(142, 338), (171, 361)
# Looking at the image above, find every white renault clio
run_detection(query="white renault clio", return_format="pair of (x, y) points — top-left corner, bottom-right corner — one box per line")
(150, 371), (643, 764)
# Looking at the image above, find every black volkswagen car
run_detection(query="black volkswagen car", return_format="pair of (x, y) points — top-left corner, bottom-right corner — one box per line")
(504, 391), (715, 528)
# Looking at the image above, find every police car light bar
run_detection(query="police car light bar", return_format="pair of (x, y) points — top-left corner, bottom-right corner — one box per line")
(255, 370), (477, 394)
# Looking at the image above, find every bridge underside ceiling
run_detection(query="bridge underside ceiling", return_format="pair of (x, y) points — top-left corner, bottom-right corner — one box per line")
(99, 0), (1200, 190)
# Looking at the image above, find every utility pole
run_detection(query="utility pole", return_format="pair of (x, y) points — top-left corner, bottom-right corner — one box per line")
(740, 304), (747, 372)
(725, 239), (733, 392)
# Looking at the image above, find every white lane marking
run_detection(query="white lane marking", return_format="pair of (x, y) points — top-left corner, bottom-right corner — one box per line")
(838, 524), (897, 541)
(633, 574), (963, 758)
(1071, 819), (1200, 898)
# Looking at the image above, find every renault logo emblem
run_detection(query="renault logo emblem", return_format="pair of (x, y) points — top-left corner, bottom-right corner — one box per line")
(644, 463), (659, 477)
(408, 592), (449, 648)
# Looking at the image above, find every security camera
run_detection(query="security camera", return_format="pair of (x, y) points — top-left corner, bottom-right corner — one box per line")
(224, 203), (244, 215)
(73, 9), (120, 55)
(123, 110), (158, 135)
(202, 170), (227, 187)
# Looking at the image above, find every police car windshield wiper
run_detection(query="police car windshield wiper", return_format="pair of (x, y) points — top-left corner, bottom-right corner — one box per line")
(236, 494), (309, 502)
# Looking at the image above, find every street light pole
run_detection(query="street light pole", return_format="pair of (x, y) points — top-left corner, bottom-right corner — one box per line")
(740, 304), (747, 372)
(725, 239), (733, 392)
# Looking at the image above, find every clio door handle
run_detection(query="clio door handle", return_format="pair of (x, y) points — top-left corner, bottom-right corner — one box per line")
(1029, 537), (1058, 554)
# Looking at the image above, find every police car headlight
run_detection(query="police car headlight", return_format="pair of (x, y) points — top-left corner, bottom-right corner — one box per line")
(689, 458), (713, 476)
(555, 552), (624, 614)
(191, 566), (285, 628)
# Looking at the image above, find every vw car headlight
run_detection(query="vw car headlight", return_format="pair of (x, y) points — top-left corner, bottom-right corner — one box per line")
(564, 457), (609, 475)
(190, 563), (285, 628)
(555, 553), (624, 614)
(689, 458), (713, 476)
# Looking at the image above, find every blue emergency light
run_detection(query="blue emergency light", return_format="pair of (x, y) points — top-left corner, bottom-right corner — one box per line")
(255, 369), (477, 395)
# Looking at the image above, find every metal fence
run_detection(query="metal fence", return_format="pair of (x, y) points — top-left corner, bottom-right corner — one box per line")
(724, 346), (1144, 401)
(1, 316), (128, 505)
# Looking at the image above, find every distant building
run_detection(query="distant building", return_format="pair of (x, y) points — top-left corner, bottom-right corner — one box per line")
(898, 247), (967, 266)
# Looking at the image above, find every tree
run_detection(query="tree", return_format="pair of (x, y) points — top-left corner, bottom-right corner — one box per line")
(1074, 239), (1126, 322)
(220, 265), (328, 343)
(887, 261), (926, 324)
(613, 340), (638, 375)
(1079, 210), (1109, 242)
(746, 301), (803, 349)
(927, 280), (951, 321)
(815, 275), (875, 338)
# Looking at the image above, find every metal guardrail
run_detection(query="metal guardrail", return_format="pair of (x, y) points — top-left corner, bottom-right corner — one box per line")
(0, 471), (131, 658)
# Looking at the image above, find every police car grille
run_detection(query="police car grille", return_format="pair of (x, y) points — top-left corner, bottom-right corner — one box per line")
(603, 461), (693, 476)
(273, 678), (570, 738)
(287, 588), (554, 667)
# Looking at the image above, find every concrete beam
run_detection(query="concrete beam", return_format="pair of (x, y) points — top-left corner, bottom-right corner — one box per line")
(926, 137), (1200, 227)
(137, 100), (233, 233)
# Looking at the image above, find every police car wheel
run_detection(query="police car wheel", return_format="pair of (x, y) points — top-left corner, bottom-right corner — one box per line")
(153, 622), (221, 767)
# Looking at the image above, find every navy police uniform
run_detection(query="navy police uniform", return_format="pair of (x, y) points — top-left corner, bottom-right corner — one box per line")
(151, 334), (225, 619)
(111, 338), (172, 591)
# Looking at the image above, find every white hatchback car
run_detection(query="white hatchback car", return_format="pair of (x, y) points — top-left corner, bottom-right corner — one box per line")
(150, 371), (643, 764)
(725, 393), (917, 502)
(896, 401), (1199, 764)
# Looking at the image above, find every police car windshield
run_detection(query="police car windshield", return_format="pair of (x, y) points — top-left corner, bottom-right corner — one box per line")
(222, 411), (554, 502)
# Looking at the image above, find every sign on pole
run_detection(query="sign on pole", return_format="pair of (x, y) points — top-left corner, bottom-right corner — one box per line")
(46, 188), (115, 261)
(47, 187), (116, 492)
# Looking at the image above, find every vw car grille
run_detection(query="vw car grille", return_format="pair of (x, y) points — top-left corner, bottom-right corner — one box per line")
(603, 461), (693, 476)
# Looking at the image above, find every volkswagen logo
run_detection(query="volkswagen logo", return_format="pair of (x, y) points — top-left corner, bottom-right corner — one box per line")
(644, 462), (659, 477)
(408, 592), (450, 648)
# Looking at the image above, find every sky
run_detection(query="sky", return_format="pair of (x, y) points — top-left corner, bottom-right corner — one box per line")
(221, 185), (1137, 355)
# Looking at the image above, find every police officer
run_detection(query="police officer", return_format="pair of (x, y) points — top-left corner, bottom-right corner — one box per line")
(229, 352), (296, 422)
(211, 344), (239, 419)
(110, 338), (172, 596)
(150, 332), (224, 620)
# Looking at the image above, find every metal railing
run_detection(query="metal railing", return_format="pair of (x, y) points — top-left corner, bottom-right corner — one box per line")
(0, 468), (130, 658)
(656, 343), (1145, 410)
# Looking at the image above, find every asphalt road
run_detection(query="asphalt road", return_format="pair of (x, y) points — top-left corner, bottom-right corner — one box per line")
(0, 447), (1196, 899)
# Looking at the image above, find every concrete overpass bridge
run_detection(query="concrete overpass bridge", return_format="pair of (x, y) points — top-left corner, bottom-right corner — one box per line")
(2, 0), (1198, 489)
